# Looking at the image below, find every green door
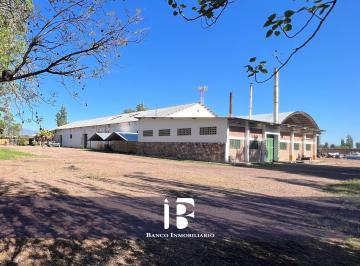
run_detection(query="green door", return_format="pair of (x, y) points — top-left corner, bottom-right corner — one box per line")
(266, 135), (274, 162)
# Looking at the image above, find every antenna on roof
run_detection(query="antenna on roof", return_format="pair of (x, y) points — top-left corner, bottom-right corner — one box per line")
(198, 85), (208, 105)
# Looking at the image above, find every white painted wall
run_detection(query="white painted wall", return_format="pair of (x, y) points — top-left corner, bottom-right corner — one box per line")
(54, 103), (217, 148)
(55, 121), (138, 148)
(170, 104), (216, 117)
(138, 117), (227, 143)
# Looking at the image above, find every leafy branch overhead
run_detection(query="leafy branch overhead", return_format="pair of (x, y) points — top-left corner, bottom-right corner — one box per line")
(169, 0), (337, 83)
(0, 0), (145, 120)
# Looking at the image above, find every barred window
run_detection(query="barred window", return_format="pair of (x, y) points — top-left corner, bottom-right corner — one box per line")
(294, 143), (300, 150)
(249, 140), (259, 150)
(230, 139), (241, 149)
(143, 130), (153, 137)
(159, 129), (170, 136)
(280, 142), (287, 150)
(200, 126), (217, 135)
(306, 144), (312, 151)
(177, 128), (191, 136)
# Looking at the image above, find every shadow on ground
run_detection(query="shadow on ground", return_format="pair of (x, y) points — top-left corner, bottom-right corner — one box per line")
(236, 162), (360, 181)
(0, 172), (360, 265)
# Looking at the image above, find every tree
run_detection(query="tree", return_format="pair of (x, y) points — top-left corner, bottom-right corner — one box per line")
(123, 108), (135, 113)
(323, 142), (329, 148)
(340, 139), (345, 147)
(168, 0), (337, 83)
(0, 109), (22, 136)
(123, 103), (148, 113)
(56, 105), (68, 126)
(136, 103), (148, 111)
(356, 142), (360, 149)
(0, 0), (144, 120)
(345, 134), (353, 149)
(330, 144), (335, 149)
(36, 129), (54, 141)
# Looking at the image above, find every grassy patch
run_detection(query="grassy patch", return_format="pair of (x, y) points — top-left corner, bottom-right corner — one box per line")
(0, 147), (33, 160)
(325, 179), (360, 196)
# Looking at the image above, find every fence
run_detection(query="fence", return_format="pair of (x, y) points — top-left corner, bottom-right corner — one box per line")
(0, 138), (10, 145)
(320, 148), (360, 154)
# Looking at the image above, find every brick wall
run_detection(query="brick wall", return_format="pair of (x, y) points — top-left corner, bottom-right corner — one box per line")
(137, 142), (226, 162)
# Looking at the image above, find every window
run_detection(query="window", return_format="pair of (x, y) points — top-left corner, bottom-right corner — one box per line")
(230, 139), (241, 149)
(306, 144), (312, 151)
(249, 140), (259, 149)
(159, 129), (170, 136)
(200, 126), (217, 135)
(177, 128), (191, 136)
(294, 143), (300, 150)
(280, 142), (287, 150)
(70, 134), (72, 139)
(143, 130), (153, 137)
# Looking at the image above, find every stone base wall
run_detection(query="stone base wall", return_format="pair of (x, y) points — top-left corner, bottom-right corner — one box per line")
(137, 142), (226, 162)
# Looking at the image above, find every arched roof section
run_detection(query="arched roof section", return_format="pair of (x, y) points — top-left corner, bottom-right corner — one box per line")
(281, 111), (319, 129)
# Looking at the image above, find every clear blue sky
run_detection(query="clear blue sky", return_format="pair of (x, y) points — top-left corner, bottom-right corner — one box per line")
(27, 0), (360, 145)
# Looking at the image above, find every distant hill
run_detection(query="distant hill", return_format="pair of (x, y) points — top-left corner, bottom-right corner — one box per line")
(21, 128), (37, 136)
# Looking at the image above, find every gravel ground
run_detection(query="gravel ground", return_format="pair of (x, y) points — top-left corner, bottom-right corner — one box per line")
(0, 146), (359, 265)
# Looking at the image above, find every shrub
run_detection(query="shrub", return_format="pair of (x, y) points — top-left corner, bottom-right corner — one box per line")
(17, 137), (29, 146)
(31, 141), (39, 146)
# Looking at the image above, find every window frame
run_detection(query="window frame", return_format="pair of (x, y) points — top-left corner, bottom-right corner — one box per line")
(249, 140), (259, 150)
(177, 128), (192, 136)
(294, 143), (300, 150)
(143, 130), (153, 137)
(280, 142), (287, 150)
(199, 126), (217, 135)
(159, 129), (171, 136)
(230, 139), (241, 149)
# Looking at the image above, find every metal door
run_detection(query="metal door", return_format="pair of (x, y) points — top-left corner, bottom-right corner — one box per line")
(266, 135), (274, 162)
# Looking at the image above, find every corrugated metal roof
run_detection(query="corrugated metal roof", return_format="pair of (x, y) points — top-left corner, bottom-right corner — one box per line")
(56, 103), (204, 130)
(238, 112), (294, 124)
(237, 111), (319, 129)
(105, 132), (138, 142)
(88, 133), (111, 141)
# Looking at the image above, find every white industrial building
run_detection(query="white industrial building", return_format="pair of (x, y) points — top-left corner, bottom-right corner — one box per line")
(54, 103), (216, 149)
(54, 73), (321, 163)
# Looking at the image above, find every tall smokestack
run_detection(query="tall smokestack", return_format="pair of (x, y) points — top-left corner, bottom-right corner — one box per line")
(249, 83), (253, 120)
(273, 68), (279, 123)
(228, 92), (233, 117)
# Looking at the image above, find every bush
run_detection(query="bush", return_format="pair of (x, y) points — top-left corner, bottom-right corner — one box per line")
(31, 141), (39, 146)
(17, 137), (29, 146)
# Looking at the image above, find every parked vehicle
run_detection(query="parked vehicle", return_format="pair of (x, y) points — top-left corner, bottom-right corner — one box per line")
(346, 152), (360, 160)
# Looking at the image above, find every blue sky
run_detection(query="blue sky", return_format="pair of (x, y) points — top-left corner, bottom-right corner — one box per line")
(27, 0), (359, 145)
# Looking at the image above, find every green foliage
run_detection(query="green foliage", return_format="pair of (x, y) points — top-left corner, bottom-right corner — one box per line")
(0, 0), (32, 70)
(136, 103), (148, 111)
(168, 1), (337, 82)
(123, 108), (135, 113)
(0, 111), (22, 137)
(340, 135), (354, 149)
(36, 129), (54, 141)
(345, 134), (354, 149)
(0, 147), (32, 160)
(31, 140), (39, 146)
(168, 0), (228, 20)
(356, 142), (360, 149)
(325, 179), (360, 196)
(56, 105), (68, 127)
(123, 103), (148, 113)
(17, 137), (29, 146)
